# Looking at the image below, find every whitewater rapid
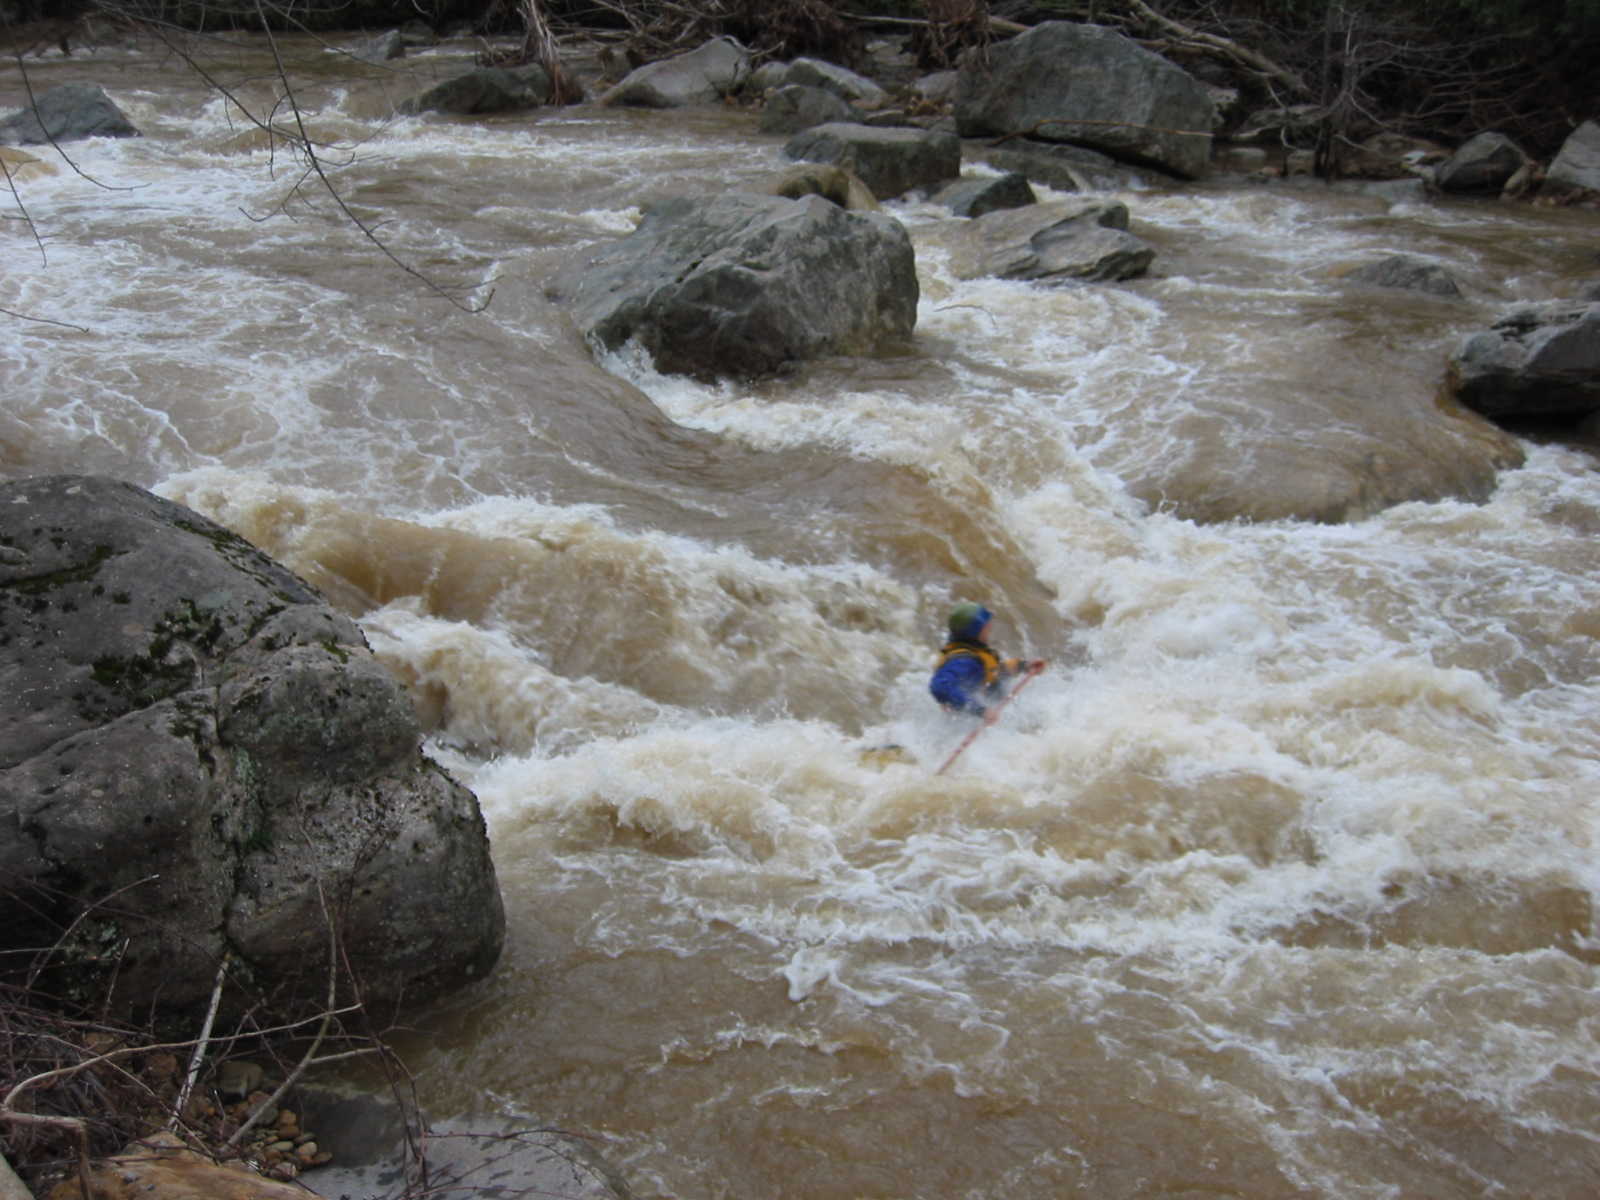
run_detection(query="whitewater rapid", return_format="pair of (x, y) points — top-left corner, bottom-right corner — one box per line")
(5, 30), (1600, 1198)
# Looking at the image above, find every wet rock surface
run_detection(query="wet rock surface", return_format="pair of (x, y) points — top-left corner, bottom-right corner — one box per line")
(0, 475), (504, 1021)
(549, 190), (918, 380)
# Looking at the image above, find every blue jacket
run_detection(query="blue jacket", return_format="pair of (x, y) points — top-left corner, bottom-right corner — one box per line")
(930, 639), (1002, 714)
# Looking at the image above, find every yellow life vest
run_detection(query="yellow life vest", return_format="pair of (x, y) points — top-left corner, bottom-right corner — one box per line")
(936, 639), (1001, 686)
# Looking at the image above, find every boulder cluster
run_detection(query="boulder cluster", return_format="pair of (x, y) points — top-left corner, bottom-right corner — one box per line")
(7, 26), (1594, 414)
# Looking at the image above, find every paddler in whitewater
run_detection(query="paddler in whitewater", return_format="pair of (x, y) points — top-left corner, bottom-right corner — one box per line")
(929, 602), (1043, 717)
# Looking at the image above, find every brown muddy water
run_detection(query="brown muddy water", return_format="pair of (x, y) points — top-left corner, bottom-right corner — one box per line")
(5, 28), (1600, 1200)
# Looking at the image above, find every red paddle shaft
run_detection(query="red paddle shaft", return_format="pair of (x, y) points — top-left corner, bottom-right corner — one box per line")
(934, 661), (1046, 776)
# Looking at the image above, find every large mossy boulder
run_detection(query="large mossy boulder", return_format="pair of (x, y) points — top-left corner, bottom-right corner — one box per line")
(548, 191), (918, 380)
(954, 22), (1214, 179)
(0, 476), (504, 1021)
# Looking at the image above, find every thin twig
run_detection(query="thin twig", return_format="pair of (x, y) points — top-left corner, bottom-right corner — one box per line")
(169, 953), (229, 1131)
(0, 305), (91, 333)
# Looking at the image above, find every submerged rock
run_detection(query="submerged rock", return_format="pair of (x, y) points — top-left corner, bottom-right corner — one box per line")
(1343, 254), (1462, 298)
(549, 191), (917, 380)
(0, 476), (503, 1021)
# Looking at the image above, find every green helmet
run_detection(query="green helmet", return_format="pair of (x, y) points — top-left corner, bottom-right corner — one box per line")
(948, 602), (992, 639)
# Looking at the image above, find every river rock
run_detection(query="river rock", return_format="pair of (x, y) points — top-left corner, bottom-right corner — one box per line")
(350, 28), (404, 64)
(0, 83), (138, 145)
(950, 199), (1154, 283)
(397, 65), (554, 115)
(549, 191), (917, 380)
(782, 57), (889, 110)
(760, 84), (857, 135)
(1542, 120), (1600, 202)
(1432, 131), (1526, 193)
(1446, 301), (1600, 422)
(756, 162), (879, 211)
(934, 171), (1037, 218)
(915, 70), (959, 105)
(600, 36), (750, 107)
(1343, 254), (1462, 297)
(0, 476), (504, 1021)
(954, 22), (1214, 179)
(784, 122), (960, 199)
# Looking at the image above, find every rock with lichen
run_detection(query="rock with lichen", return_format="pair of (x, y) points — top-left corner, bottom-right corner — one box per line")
(0, 475), (503, 1022)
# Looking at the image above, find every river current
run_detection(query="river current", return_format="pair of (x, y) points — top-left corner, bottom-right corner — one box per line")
(5, 28), (1600, 1199)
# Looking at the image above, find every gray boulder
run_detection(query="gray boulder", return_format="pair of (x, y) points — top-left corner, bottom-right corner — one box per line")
(0, 476), (504, 1021)
(0, 83), (138, 146)
(398, 65), (554, 115)
(934, 172), (1037, 218)
(548, 191), (917, 380)
(784, 121), (960, 200)
(1543, 120), (1600, 201)
(1447, 302), (1600, 422)
(950, 199), (1154, 283)
(600, 36), (750, 107)
(915, 70), (959, 106)
(1433, 131), (1526, 194)
(351, 28), (405, 64)
(784, 57), (889, 110)
(1344, 254), (1462, 298)
(760, 85), (857, 136)
(954, 22), (1214, 179)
